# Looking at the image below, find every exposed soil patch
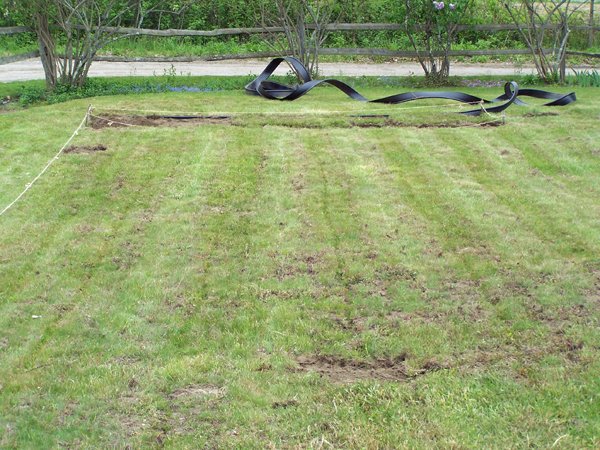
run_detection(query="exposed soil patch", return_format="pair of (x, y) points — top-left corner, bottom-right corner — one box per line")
(330, 314), (368, 332)
(58, 401), (79, 426)
(274, 251), (325, 280)
(526, 300), (597, 331)
(386, 309), (445, 324)
(111, 175), (126, 193)
(164, 384), (225, 437)
(377, 264), (418, 283)
(90, 114), (231, 129)
(586, 267), (600, 303)
(419, 359), (447, 373)
(119, 413), (151, 438)
(89, 113), (504, 130)
(444, 278), (482, 301)
(53, 303), (75, 317)
(112, 240), (141, 271)
(523, 111), (559, 117)
(64, 144), (107, 154)
(165, 293), (196, 317)
(272, 399), (299, 409)
(459, 330), (589, 376)
(295, 354), (409, 383)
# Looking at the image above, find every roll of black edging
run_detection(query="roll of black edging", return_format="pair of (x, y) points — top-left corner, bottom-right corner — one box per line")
(245, 57), (576, 116)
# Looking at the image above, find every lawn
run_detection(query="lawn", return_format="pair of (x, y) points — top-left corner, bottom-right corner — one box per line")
(0, 84), (599, 448)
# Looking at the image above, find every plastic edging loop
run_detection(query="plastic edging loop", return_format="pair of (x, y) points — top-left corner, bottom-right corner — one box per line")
(245, 57), (576, 116)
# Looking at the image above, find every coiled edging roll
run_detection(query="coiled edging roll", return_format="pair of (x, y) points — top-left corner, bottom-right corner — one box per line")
(245, 56), (577, 116)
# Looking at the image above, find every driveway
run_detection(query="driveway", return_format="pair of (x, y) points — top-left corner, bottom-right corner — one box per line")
(0, 58), (549, 83)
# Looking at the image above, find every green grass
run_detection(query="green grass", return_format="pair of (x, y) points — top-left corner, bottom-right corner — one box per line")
(102, 35), (270, 58)
(0, 34), (38, 57)
(2, 31), (598, 65)
(0, 84), (599, 448)
(5, 71), (585, 111)
(0, 74), (531, 108)
(0, 75), (261, 107)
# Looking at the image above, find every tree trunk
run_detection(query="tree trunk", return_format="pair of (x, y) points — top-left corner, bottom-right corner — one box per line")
(297, 14), (307, 68)
(34, 12), (57, 89)
(590, 0), (596, 48)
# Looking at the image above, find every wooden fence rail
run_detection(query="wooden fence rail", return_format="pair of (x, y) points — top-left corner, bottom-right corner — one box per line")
(92, 48), (600, 61)
(85, 48), (541, 62)
(2, 47), (597, 66)
(1, 21), (599, 66)
(0, 26), (30, 35)
(0, 51), (40, 65)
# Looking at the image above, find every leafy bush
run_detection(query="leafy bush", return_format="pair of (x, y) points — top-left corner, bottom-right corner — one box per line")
(521, 73), (545, 86)
(17, 85), (48, 105)
(404, 0), (474, 81)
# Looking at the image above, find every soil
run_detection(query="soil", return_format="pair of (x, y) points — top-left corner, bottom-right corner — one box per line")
(295, 354), (409, 383)
(588, 268), (600, 303)
(274, 252), (324, 280)
(330, 315), (367, 333)
(58, 401), (78, 426)
(64, 144), (107, 154)
(272, 399), (299, 409)
(90, 114), (231, 129)
(523, 111), (559, 117)
(88, 113), (502, 130)
(140, 384), (225, 439)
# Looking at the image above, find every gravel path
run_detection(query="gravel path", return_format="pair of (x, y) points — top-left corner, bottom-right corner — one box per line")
(0, 58), (553, 83)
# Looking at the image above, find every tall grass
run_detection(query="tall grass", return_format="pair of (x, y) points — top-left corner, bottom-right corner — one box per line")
(569, 69), (600, 87)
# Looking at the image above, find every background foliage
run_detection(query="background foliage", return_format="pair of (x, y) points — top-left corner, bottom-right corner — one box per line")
(0, 0), (596, 54)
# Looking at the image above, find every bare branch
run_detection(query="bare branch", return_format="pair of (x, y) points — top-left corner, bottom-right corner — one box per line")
(504, 0), (577, 83)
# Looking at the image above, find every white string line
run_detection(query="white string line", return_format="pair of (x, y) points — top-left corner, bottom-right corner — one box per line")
(0, 105), (92, 218)
(479, 100), (494, 119)
(478, 101), (508, 125)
